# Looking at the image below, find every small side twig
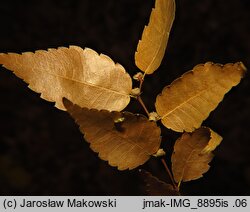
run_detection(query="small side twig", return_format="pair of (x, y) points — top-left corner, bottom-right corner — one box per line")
(137, 96), (150, 117)
(139, 73), (145, 91)
(161, 158), (178, 191)
(136, 74), (151, 117)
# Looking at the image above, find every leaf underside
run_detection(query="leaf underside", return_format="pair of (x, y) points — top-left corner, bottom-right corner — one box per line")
(63, 98), (161, 171)
(156, 62), (246, 132)
(0, 46), (132, 111)
(171, 127), (222, 183)
(135, 0), (175, 74)
(139, 169), (180, 195)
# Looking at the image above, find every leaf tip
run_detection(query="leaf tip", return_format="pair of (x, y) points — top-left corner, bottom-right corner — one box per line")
(237, 62), (247, 75)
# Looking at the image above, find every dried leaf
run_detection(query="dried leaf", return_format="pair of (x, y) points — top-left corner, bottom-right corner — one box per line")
(139, 169), (180, 195)
(152, 148), (166, 157)
(171, 127), (222, 183)
(0, 46), (132, 111)
(63, 98), (161, 170)
(202, 129), (222, 154)
(135, 0), (175, 74)
(156, 62), (246, 132)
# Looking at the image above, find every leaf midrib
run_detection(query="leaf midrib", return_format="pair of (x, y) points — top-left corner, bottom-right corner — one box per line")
(178, 141), (204, 182)
(160, 87), (208, 120)
(33, 68), (130, 97)
(87, 118), (157, 156)
(144, 1), (174, 73)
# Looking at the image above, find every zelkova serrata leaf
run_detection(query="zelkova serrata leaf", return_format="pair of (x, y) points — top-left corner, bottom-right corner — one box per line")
(63, 98), (161, 170)
(156, 62), (246, 132)
(0, 0), (247, 195)
(139, 169), (180, 195)
(135, 0), (175, 74)
(171, 127), (222, 183)
(0, 46), (132, 111)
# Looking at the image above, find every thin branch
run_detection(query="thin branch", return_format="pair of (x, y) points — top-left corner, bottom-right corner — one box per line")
(139, 73), (145, 91)
(161, 158), (178, 191)
(135, 72), (178, 191)
(137, 96), (150, 117)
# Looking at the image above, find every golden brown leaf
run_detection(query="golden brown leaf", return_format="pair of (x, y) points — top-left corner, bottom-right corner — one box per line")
(63, 98), (161, 170)
(135, 0), (175, 74)
(202, 129), (222, 154)
(139, 169), (180, 195)
(156, 62), (246, 132)
(0, 46), (132, 111)
(171, 127), (222, 183)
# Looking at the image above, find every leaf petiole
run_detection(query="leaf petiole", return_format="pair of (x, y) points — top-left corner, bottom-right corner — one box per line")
(161, 158), (178, 191)
(137, 96), (150, 117)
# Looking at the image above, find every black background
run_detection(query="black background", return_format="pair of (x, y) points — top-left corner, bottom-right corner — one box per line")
(0, 0), (249, 195)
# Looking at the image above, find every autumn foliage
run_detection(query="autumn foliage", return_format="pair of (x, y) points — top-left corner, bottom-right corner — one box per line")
(0, 0), (246, 195)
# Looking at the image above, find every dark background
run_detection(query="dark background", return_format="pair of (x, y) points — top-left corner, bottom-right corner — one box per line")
(0, 0), (249, 195)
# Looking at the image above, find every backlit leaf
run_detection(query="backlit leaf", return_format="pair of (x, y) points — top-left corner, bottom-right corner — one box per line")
(135, 0), (175, 74)
(139, 169), (180, 195)
(156, 62), (246, 132)
(0, 46), (132, 111)
(202, 128), (222, 154)
(171, 127), (222, 183)
(63, 98), (161, 170)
